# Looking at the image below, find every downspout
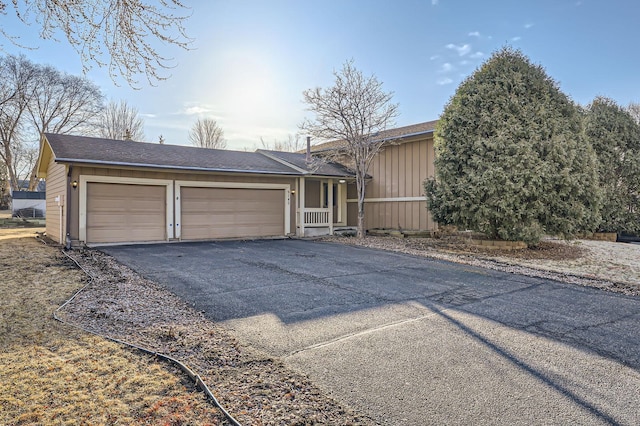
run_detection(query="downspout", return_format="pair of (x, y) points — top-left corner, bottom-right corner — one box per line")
(65, 165), (73, 250)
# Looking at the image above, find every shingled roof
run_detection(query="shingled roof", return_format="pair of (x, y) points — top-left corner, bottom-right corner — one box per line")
(308, 120), (438, 153)
(41, 133), (354, 177)
(257, 149), (354, 176)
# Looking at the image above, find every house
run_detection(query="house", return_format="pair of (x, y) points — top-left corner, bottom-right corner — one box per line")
(310, 120), (438, 232)
(11, 191), (46, 218)
(36, 133), (353, 246)
(35, 121), (437, 246)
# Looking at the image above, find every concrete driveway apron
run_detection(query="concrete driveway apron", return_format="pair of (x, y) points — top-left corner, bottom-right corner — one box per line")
(103, 239), (640, 425)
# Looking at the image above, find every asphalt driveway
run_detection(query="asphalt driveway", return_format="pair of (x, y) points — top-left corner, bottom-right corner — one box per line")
(103, 239), (640, 425)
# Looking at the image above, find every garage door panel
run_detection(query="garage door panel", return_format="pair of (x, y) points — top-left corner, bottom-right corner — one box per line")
(87, 183), (166, 244)
(181, 187), (285, 240)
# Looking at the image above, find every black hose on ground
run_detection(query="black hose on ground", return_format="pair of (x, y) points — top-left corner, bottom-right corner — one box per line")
(48, 241), (242, 426)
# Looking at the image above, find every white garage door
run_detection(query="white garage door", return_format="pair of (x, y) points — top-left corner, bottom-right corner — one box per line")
(86, 183), (166, 244)
(180, 187), (285, 240)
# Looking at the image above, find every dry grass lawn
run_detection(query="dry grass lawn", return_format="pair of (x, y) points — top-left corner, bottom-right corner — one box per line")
(0, 234), (227, 425)
(0, 227), (46, 241)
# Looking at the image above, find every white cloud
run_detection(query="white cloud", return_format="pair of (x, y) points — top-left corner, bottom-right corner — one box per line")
(437, 77), (453, 85)
(470, 51), (484, 59)
(175, 102), (224, 119)
(468, 31), (481, 37)
(182, 105), (212, 115)
(446, 43), (471, 56)
(511, 36), (522, 42)
(439, 62), (454, 73)
(524, 23), (534, 29)
(431, 0), (438, 5)
(430, 55), (440, 61)
(140, 113), (157, 119)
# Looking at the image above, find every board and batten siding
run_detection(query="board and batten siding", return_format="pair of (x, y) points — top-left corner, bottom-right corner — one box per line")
(45, 156), (67, 243)
(350, 136), (436, 231)
(68, 166), (296, 241)
(305, 180), (321, 208)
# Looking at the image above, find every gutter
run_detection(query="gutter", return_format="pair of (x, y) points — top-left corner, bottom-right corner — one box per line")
(53, 158), (303, 176)
(53, 158), (355, 179)
(65, 165), (73, 250)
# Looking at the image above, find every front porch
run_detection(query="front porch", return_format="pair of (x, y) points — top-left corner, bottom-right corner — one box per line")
(295, 177), (350, 237)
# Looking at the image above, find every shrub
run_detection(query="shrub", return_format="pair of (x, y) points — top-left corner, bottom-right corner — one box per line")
(426, 47), (601, 245)
(585, 97), (640, 234)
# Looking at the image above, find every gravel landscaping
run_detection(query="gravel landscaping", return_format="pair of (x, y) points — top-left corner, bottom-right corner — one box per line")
(323, 235), (640, 296)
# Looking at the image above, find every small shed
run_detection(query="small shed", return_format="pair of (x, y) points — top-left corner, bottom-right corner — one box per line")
(12, 191), (46, 218)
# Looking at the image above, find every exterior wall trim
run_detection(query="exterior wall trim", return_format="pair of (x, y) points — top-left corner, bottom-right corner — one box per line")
(174, 180), (291, 239)
(78, 175), (174, 243)
(347, 196), (425, 203)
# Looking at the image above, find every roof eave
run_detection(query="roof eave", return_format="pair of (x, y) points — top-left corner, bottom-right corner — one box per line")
(311, 128), (435, 154)
(35, 135), (53, 178)
(307, 173), (357, 178)
(53, 158), (304, 176)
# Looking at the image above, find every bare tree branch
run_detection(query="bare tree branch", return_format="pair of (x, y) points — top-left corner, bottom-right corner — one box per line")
(1, 0), (193, 87)
(99, 99), (146, 141)
(0, 54), (103, 191)
(259, 133), (304, 152)
(189, 117), (226, 149)
(300, 59), (399, 238)
(0, 55), (37, 192)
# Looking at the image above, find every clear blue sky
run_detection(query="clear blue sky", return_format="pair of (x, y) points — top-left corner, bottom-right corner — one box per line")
(1, 0), (639, 150)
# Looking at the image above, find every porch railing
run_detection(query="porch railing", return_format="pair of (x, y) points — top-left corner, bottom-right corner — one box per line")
(302, 208), (330, 227)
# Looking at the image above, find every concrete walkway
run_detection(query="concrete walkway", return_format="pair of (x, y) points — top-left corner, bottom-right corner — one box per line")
(104, 239), (640, 425)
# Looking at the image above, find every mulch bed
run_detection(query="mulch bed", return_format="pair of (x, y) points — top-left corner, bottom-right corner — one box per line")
(403, 236), (585, 261)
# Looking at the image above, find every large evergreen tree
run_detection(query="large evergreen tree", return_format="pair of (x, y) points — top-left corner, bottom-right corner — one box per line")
(425, 47), (601, 245)
(585, 97), (640, 234)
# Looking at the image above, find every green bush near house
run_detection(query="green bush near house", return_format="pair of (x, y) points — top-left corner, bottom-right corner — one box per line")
(425, 47), (601, 246)
(584, 97), (640, 235)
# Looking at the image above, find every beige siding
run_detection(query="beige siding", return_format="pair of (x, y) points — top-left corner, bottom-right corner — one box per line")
(349, 136), (437, 231)
(69, 166), (296, 242)
(305, 180), (321, 208)
(368, 137), (434, 198)
(45, 157), (67, 243)
(181, 187), (285, 240)
(347, 202), (358, 227)
(86, 183), (166, 243)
